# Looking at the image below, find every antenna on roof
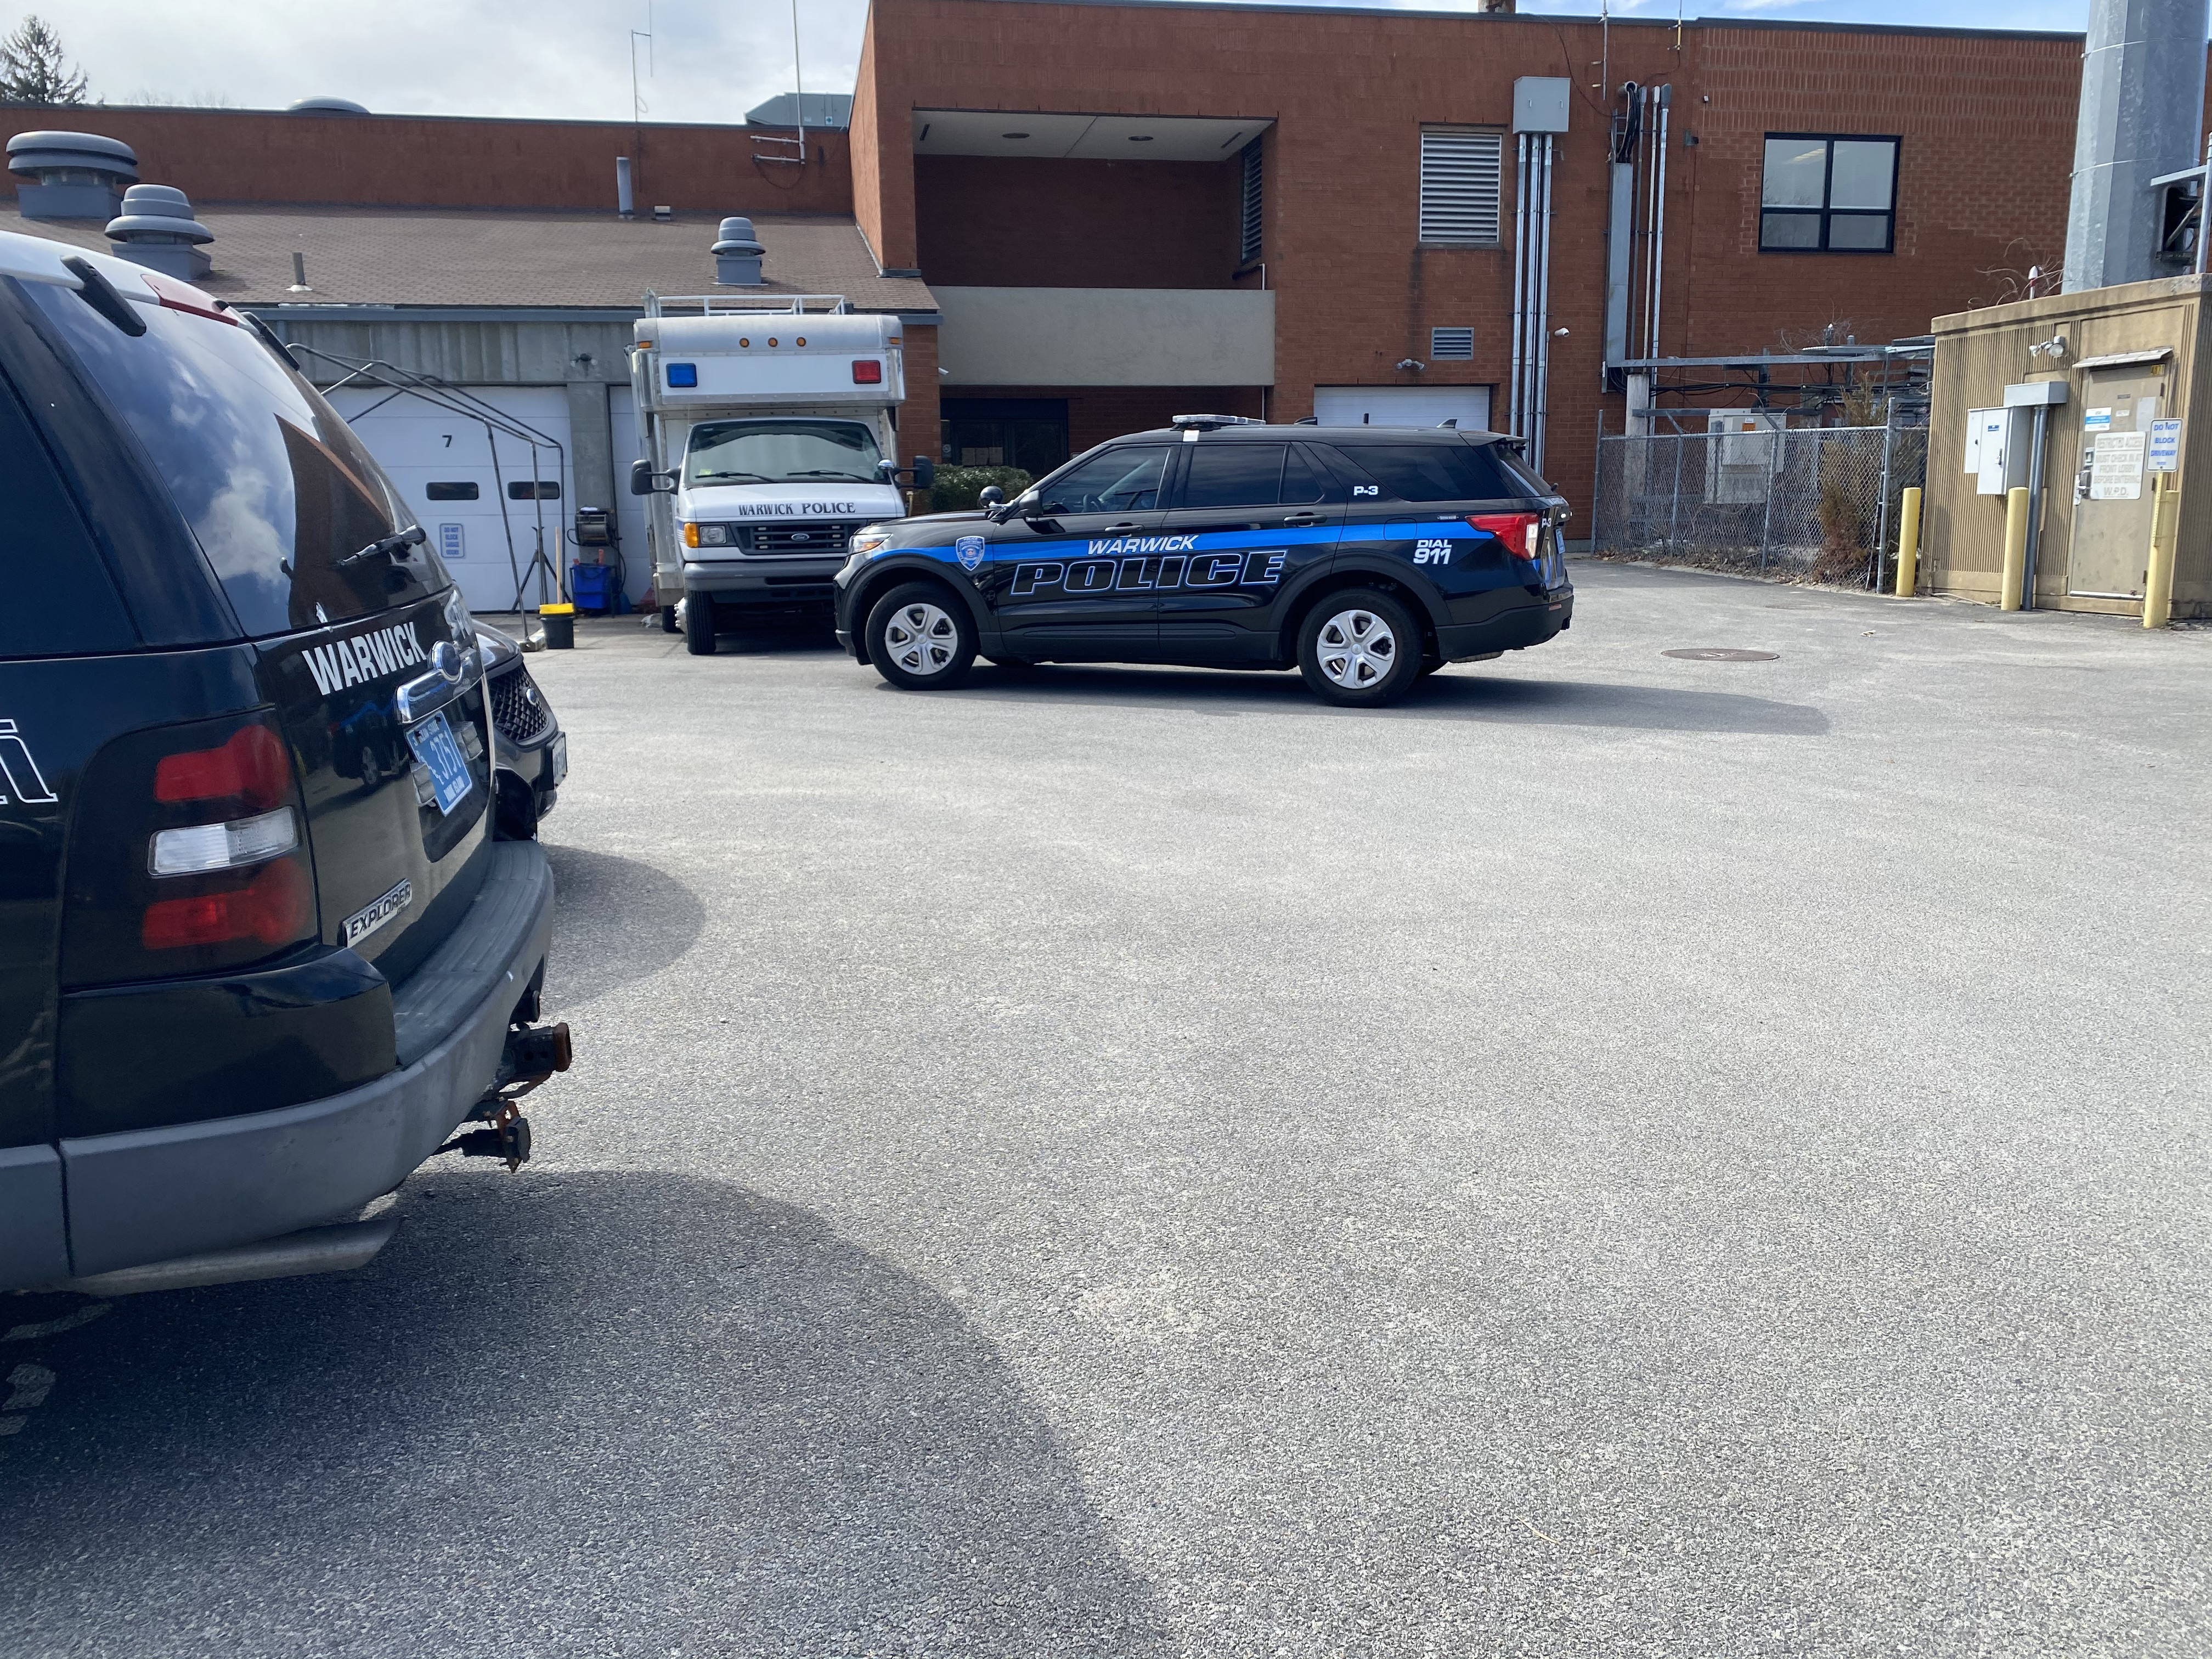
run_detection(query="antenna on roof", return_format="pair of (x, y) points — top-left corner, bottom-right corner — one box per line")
(792, 0), (806, 150)
(630, 2), (653, 126)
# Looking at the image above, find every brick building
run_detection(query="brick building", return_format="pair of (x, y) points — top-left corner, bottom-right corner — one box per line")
(11, 1), (2185, 539)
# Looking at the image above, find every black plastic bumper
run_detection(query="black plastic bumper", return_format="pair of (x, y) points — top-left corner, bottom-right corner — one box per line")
(1436, 590), (1573, 660)
(11, 840), (555, 1285)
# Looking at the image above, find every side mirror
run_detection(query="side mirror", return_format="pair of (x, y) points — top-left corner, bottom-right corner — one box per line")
(876, 459), (899, 481)
(978, 484), (1005, 507)
(910, 454), (935, 490)
(630, 459), (674, 496)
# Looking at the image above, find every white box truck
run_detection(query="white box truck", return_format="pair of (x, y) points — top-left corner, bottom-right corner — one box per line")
(629, 295), (933, 654)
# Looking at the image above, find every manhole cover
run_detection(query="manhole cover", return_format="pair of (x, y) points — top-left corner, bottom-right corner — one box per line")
(1663, 647), (1779, 662)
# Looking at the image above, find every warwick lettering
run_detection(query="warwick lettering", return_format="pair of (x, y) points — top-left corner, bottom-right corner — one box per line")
(301, 622), (429, 695)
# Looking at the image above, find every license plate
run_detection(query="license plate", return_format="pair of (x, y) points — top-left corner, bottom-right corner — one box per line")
(549, 731), (568, 786)
(407, 710), (473, 815)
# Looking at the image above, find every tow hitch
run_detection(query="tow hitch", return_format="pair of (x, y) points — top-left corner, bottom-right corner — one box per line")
(439, 1020), (571, 1172)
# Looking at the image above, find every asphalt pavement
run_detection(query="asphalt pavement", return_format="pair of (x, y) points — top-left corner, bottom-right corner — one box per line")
(6, 560), (2209, 1657)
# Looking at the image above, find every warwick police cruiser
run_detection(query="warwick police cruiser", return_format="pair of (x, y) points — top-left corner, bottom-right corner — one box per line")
(833, 415), (1572, 707)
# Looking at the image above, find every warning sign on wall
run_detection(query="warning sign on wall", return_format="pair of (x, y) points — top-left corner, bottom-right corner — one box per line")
(2090, 431), (2147, 500)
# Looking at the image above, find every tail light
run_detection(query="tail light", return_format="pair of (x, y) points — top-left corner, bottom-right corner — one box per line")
(1466, 511), (1544, 560)
(61, 711), (318, 988)
(851, 359), (883, 384)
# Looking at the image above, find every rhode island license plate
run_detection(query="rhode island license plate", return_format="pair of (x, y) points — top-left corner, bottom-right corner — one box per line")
(406, 709), (472, 815)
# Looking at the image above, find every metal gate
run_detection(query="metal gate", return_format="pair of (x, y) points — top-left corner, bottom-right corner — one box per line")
(1590, 423), (1929, 586)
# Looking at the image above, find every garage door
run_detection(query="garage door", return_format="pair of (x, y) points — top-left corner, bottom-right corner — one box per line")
(327, 386), (572, 617)
(1312, 385), (1493, 433)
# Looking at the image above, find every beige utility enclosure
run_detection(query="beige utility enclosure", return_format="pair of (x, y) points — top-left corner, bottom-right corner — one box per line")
(1923, 274), (2204, 618)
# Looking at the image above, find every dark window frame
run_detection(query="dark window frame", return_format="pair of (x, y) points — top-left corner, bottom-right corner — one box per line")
(1759, 133), (1900, 256)
(1238, 138), (1265, 268)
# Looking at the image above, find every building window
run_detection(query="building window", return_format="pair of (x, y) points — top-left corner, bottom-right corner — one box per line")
(1760, 135), (1899, 253)
(1430, 326), (1474, 360)
(1238, 139), (1264, 267)
(939, 398), (1069, 475)
(1418, 127), (1504, 246)
(425, 481), (479, 501)
(507, 479), (561, 500)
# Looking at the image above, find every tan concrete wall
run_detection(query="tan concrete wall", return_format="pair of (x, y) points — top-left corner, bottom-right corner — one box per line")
(935, 287), (1274, 387)
(1925, 275), (2207, 617)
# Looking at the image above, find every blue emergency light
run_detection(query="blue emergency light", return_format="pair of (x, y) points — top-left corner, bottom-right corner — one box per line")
(667, 362), (698, 388)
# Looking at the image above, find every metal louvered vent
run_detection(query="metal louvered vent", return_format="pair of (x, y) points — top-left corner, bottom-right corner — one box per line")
(1239, 139), (1264, 266)
(1419, 127), (1504, 246)
(1431, 326), (1474, 360)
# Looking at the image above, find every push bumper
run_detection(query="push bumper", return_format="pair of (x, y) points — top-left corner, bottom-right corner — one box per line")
(1437, 589), (1573, 661)
(47, 840), (555, 1281)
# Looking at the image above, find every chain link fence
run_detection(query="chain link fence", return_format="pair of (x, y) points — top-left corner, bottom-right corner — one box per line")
(1589, 424), (1929, 586)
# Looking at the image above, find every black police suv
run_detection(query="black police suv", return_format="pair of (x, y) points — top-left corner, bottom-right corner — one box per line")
(0, 232), (567, 1295)
(834, 416), (1572, 706)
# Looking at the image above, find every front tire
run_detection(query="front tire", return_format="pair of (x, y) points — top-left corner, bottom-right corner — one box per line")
(683, 595), (718, 656)
(866, 583), (975, 689)
(1297, 588), (1421, 707)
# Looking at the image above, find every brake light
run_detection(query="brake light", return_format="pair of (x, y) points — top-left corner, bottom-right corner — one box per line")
(60, 710), (319, 988)
(138, 269), (238, 325)
(142, 859), (312, 951)
(852, 359), (883, 384)
(154, 723), (290, 811)
(1466, 511), (1543, 560)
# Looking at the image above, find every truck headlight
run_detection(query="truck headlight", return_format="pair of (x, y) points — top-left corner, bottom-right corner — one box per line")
(684, 522), (734, 548)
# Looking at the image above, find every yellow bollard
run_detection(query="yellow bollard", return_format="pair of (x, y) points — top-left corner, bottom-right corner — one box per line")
(1999, 486), (2029, 611)
(1893, 485), (1922, 597)
(2143, 476), (2180, 629)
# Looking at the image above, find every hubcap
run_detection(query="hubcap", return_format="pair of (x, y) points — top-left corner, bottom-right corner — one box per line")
(882, 602), (958, 675)
(1316, 608), (1397, 690)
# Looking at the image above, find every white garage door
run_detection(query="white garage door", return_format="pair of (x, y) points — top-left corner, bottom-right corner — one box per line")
(1312, 385), (1493, 433)
(328, 386), (572, 617)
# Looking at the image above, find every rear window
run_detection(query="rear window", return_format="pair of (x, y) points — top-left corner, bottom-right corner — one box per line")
(25, 280), (450, 638)
(1177, 443), (1331, 509)
(0, 364), (136, 657)
(1327, 441), (1523, 503)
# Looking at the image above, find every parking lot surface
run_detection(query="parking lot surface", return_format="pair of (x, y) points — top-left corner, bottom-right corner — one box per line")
(5, 560), (2209, 1658)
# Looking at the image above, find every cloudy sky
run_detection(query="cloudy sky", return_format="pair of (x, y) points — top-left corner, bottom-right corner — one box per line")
(37, 1), (2098, 126)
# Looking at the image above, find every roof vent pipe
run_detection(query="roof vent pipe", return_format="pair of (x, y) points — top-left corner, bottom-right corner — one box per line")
(2063, 0), (2209, 291)
(713, 216), (765, 285)
(105, 183), (215, 280)
(6, 130), (138, 221)
(616, 156), (634, 219)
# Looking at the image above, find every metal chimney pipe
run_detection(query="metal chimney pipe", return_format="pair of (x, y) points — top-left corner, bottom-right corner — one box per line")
(616, 156), (635, 220)
(2063, 0), (2209, 291)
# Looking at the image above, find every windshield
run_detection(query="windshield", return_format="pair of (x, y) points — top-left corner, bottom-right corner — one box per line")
(684, 420), (884, 487)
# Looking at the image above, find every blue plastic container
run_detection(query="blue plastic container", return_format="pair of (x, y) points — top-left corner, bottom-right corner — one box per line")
(569, 562), (618, 614)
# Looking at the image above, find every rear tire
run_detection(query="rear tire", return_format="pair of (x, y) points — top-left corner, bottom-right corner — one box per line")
(1296, 588), (1421, 707)
(683, 595), (717, 656)
(659, 603), (679, 635)
(866, 583), (975, 689)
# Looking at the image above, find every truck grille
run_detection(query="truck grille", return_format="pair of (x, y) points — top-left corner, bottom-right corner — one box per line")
(489, 664), (551, 744)
(746, 522), (862, 555)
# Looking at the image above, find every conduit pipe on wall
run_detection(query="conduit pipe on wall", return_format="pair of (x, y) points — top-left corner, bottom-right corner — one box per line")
(1650, 88), (1669, 364)
(1532, 135), (1556, 474)
(1511, 132), (1531, 440)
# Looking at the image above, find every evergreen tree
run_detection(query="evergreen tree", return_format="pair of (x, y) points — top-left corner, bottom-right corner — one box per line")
(0, 16), (89, 106)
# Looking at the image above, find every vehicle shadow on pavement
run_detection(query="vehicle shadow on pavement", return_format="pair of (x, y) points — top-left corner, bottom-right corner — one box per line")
(541, 844), (709, 1005)
(942, 664), (1830, 737)
(0, 1170), (1166, 1658)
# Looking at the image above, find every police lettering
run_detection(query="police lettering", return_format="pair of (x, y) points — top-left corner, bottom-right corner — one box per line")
(1009, 551), (1286, 596)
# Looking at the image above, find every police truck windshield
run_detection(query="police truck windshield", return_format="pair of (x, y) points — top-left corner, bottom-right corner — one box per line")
(685, 419), (883, 486)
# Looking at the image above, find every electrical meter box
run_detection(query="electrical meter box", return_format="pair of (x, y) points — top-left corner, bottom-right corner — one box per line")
(1965, 406), (2033, 496)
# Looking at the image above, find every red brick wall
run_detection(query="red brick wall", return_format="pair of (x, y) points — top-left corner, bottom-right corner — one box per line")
(0, 105), (854, 216)
(916, 155), (1242, 287)
(854, 0), (2148, 506)
(899, 323), (941, 479)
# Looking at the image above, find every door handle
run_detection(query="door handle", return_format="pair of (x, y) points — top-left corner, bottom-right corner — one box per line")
(1281, 512), (1327, 526)
(1103, 521), (1143, 532)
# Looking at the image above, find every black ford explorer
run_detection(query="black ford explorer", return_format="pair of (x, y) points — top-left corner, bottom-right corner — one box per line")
(834, 416), (1572, 707)
(0, 233), (567, 1296)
